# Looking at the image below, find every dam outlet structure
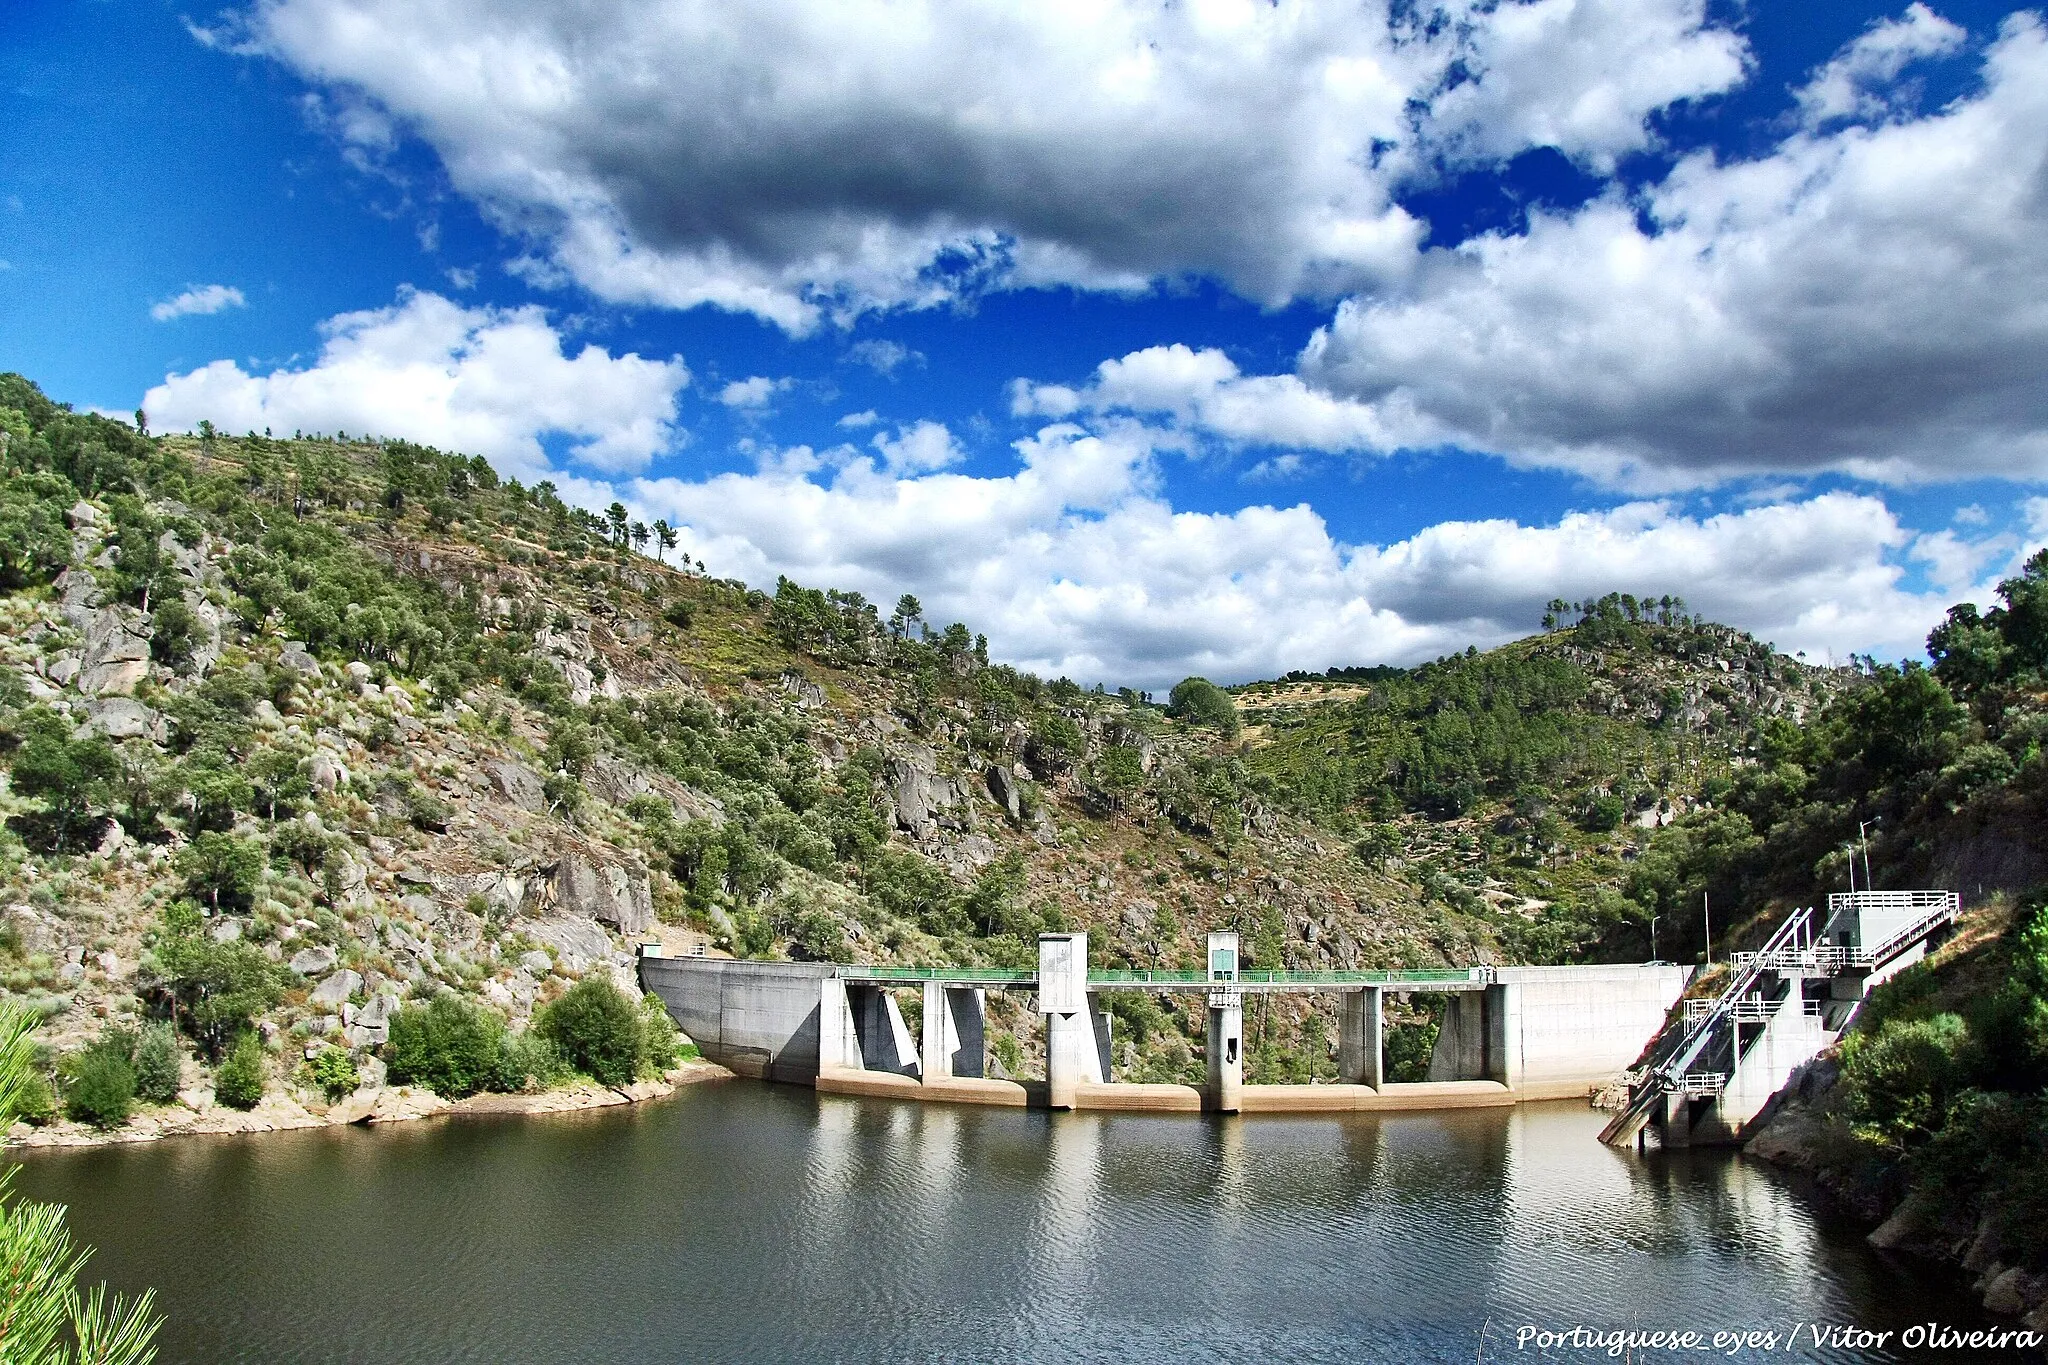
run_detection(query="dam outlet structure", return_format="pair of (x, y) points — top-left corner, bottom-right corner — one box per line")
(641, 932), (1689, 1115)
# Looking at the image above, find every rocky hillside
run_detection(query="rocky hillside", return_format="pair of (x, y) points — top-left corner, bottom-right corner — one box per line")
(0, 372), (1857, 1114)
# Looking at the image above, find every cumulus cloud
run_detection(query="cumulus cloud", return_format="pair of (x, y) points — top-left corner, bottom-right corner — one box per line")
(716, 376), (793, 409)
(1013, 343), (1422, 454)
(141, 288), (687, 476)
(870, 420), (966, 475)
(837, 409), (880, 429)
(619, 420), (1968, 687)
(1300, 15), (2048, 488)
(1796, 2), (1966, 127)
(236, 0), (1746, 330)
(151, 284), (246, 321)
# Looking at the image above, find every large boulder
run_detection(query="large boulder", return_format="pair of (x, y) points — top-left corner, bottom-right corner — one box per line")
(986, 764), (1021, 821)
(4, 904), (62, 957)
(289, 945), (339, 976)
(310, 969), (362, 1006)
(81, 697), (163, 742)
(887, 747), (943, 837)
(279, 643), (320, 676)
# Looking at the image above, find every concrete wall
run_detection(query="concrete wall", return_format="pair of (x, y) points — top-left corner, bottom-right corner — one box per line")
(640, 957), (834, 1083)
(1499, 965), (1687, 1096)
(1427, 965), (1686, 1097)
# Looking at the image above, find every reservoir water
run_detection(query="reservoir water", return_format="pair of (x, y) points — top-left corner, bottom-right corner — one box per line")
(7, 1083), (2002, 1363)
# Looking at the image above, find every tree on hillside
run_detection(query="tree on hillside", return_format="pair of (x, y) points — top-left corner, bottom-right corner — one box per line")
(630, 521), (649, 555)
(654, 519), (677, 564)
(605, 502), (628, 548)
(0, 1002), (163, 1363)
(1167, 677), (1240, 737)
(889, 594), (923, 640)
(6, 708), (118, 852)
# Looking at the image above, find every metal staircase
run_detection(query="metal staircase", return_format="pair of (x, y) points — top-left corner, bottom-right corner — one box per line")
(1600, 890), (1960, 1148)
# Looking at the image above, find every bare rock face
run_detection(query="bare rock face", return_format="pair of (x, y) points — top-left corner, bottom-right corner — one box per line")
(555, 850), (654, 934)
(780, 671), (826, 709)
(54, 568), (104, 631)
(587, 753), (653, 808)
(82, 697), (163, 742)
(888, 745), (970, 837)
(481, 757), (544, 810)
(79, 608), (150, 696)
(519, 914), (615, 973)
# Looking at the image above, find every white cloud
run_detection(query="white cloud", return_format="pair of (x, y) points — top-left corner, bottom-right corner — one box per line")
(1422, 0), (1747, 170)
(1911, 528), (2012, 596)
(239, 0), (1747, 330)
(870, 420), (966, 474)
(1952, 503), (1988, 525)
(445, 266), (478, 290)
(2027, 496), (2048, 540)
(1796, 2), (1966, 127)
(837, 409), (880, 429)
(846, 339), (923, 376)
(151, 284), (246, 322)
(620, 421), (1967, 688)
(716, 376), (793, 409)
(1013, 343), (1421, 454)
(141, 288), (688, 476)
(1300, 15), (2048, 489)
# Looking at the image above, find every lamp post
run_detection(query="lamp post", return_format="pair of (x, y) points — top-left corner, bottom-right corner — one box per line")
(1649, 914), (1661, 963)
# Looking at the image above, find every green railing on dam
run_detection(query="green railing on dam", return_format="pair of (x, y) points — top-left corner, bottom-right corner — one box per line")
(832, 965), (1491, 990)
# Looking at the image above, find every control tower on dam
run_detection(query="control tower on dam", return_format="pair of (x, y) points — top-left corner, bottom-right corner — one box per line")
(640, 932), (1688, 1115)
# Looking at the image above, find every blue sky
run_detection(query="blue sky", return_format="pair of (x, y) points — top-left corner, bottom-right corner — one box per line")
(3, 0), (2045, 689)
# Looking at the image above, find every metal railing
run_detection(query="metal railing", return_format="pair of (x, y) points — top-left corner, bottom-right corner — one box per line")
(835, 966), (1037, 985)
(833, 964), (1499, 990)
(1740, 892), (1959, 976)
(1652, 907), (1813, 1092)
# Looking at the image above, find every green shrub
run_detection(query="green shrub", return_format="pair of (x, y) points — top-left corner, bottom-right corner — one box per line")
(1840, 1013), (1975, 1150)
(300, 1048), (359, 1101)
(385, 992), (505, 1098)
(493, 1030), (571, 1093)
(535, 978), (644, 1086)
(12, 1069), (56, 1126)
(63, 1046), (136, 1130)
(640, 992), (682, 1076)
(213, 1033), (266, 1110)
(133, 1023), (182, 1103)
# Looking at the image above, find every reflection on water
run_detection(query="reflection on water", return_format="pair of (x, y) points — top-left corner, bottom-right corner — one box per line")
(5, 1086), (2002, 1364)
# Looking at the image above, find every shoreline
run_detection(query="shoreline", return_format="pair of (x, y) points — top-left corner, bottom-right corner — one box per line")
(3, 1058), (734, 1152)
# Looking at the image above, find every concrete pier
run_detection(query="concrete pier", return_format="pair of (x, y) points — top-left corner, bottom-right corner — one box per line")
(1337, 986), (1384, 1088)
(1039, 932), (1092, 1110)
(1205, 994), (1244, 1112)
(920, 982), (987, 1081)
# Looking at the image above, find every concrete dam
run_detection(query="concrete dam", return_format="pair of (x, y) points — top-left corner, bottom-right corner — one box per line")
(641, 931), (1689, 1115)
